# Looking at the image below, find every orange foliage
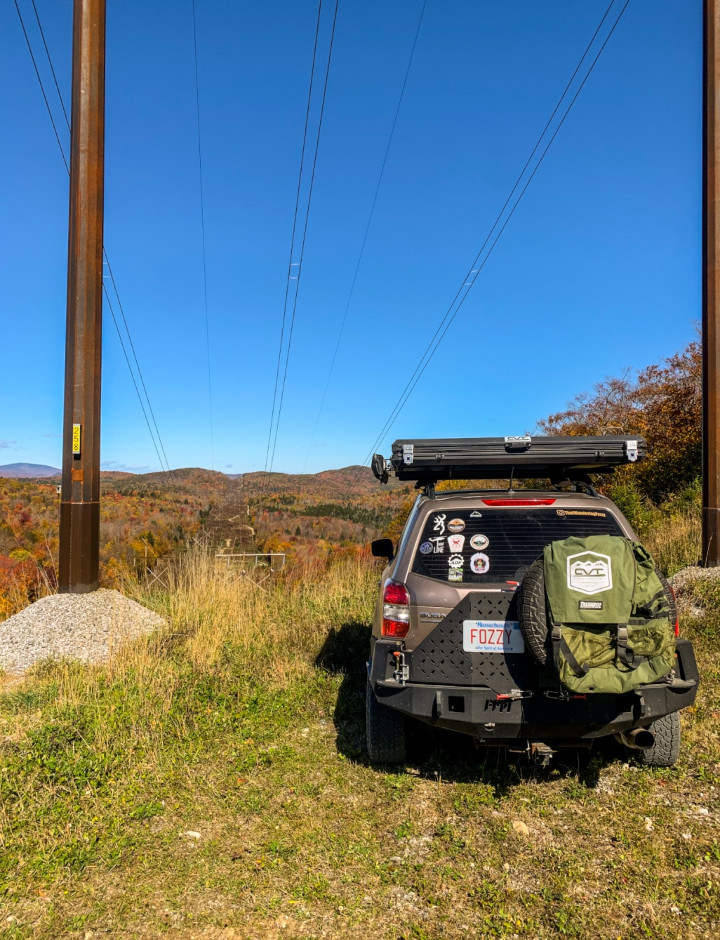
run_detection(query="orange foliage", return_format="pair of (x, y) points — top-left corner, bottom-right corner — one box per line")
(539, 341), (701, 502)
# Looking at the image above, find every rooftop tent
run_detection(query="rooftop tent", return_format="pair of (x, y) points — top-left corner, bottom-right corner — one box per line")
(372, 436), (646, 484)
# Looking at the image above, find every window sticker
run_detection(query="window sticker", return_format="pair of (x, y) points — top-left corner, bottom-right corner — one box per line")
(448, 518), (465, 533)
(556, 509), (607, 518)
(448, 554), (464, 569)
(429, 536), (445, 554)
(469, 533), (489, 550)
(448, 569), (462, 582)
(419, 541), (434, 555)
(432, 513), (447, 534)
(470, 510), (482, 518)
(470, 552), (490, 574)
(447, 534), (465, 553)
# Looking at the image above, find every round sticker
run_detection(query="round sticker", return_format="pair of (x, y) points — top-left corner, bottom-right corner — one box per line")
(470, 533), (489, 551)
(470, 552), (490, 574)
(448, 518), (465, 533)
(419, 541), (434, 555)
(448, 554), (464, 569)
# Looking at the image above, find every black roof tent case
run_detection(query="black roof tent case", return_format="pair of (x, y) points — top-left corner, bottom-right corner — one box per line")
(371, 435), (647, 483)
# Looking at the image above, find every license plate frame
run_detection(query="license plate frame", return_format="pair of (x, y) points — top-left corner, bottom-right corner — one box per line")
(462, 619), (525, 654)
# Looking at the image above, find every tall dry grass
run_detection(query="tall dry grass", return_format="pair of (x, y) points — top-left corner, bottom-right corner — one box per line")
(644, 508), (701, 575)
(117, 547), (377, 679)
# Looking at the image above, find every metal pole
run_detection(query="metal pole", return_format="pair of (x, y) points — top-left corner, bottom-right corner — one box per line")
(58, 0), (106, 592)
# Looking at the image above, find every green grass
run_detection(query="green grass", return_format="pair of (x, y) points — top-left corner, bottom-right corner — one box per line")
(0, 552), (718, 938)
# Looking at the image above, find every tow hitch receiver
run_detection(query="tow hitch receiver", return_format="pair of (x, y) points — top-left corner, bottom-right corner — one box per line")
(530, 742), (556, 767)
(392, 651), (409, 685)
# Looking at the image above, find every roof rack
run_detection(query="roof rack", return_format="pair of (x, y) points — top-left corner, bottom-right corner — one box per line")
(371, 435), (646, 484)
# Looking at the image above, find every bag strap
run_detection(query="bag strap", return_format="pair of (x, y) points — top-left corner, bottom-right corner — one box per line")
(551, 622), (590, 678)
(615, 624), (648, 671)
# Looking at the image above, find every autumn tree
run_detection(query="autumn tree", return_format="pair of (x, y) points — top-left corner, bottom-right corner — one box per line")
(539, 341), (701, 504)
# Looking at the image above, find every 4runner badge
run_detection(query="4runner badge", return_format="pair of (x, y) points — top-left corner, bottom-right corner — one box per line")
(567, 551), (612, 595)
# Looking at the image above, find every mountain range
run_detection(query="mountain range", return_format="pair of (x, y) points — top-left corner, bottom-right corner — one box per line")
(0, 463), (61, 478)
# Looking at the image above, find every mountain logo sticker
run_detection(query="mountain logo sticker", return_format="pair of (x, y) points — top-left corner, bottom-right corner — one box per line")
(567, 551), (612, 595)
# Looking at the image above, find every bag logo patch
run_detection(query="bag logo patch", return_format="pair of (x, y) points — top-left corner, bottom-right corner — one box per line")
(567, 551), (612, 595)
(579, 600), (603, 610)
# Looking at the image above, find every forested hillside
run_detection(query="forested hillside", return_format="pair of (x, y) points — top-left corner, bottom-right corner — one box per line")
(0, 339), (703, 618)
(0, 465), (411, 619)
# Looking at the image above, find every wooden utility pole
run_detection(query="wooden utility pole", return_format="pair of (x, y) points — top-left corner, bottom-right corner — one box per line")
(58, 0), (106, 592)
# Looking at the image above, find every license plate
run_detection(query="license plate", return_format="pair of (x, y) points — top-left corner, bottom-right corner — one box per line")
(462, 620), (525, 654)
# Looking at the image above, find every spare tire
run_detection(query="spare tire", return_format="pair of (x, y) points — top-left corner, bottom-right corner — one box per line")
(655, 569), (678, 631)
(517, 557), (677, 668)
(518, 557), (549, 665)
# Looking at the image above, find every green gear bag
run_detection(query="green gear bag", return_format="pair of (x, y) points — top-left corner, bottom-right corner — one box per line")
(542, 534), (675, 694)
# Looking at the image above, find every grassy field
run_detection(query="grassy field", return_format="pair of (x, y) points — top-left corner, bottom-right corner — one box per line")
(0, 547), (719, 939)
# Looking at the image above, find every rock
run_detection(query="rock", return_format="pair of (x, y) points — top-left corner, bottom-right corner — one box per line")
(512, 819), (530, 837)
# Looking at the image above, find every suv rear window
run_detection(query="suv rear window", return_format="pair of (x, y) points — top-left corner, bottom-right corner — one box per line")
(411, 506), (624, 585)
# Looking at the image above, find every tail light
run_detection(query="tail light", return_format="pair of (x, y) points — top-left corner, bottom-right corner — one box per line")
(670, 585), (680, 636)
(382, 579), (410, 637)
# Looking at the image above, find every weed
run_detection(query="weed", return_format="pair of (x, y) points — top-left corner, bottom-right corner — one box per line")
(0, 546), (717, 938)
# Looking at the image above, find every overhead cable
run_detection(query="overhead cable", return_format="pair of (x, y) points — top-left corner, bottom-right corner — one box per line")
(361, 0), (631, 469)
(191, 0), (215, 470)
(266, 0), (340, 472)
(264, 0), (325, 474)
(301, 0), (427, 472)
(13, 0), (172, 477)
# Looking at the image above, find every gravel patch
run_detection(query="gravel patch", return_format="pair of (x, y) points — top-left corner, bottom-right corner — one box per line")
(0, 588), (166, 674)
(669, 565), (720, 616)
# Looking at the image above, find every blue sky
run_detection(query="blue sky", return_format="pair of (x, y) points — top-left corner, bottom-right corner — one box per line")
(0, 0), (701, 474)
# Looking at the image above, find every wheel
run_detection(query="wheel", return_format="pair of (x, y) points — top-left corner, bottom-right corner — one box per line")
(636, 711), (681, 767)
(518, 557), (549, 664)
(366, 677), (406, 764)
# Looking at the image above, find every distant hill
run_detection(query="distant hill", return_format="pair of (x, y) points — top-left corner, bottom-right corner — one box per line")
(0, 463), (60, 479)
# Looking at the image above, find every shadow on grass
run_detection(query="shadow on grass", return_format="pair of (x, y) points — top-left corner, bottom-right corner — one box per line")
(315, 621), (626, 795)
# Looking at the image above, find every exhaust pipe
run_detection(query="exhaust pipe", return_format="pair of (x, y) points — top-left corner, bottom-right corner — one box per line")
(615, 727), (655, 750)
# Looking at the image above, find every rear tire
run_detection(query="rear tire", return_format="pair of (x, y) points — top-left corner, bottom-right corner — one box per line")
(655, 568), (678, 627)
(518, 557), (549, 665)
(636, 711), (681, 767)
(366, 677), (406, 764)
(518, 560), (678, 669)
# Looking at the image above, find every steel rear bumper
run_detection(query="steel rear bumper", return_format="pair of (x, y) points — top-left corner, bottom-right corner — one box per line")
(368, 637), (699, 741)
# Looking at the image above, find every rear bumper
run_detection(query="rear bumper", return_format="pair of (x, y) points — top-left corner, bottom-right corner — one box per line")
(368, 637), (699, 741)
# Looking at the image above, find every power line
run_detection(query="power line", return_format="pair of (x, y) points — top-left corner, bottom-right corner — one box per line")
(29, 0), (70, 128)
(266, 0), (340, 472)
(102, 287), (171, 477)
(102, 254), (172, 474)
(13, 0), (172, 477)
(265, 0), (325, 472)
(191, 0), (215, 470)
(27, 0), (171, 476)
(301, 0), (427, 472)
(13, 0), (68, 173)
(360, 0), (631, 469)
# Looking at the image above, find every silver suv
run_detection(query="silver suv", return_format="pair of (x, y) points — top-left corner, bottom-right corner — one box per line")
(367, 437), (699, 767)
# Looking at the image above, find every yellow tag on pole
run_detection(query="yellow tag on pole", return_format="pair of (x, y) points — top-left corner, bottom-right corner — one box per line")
(72, 424), (81, 455)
